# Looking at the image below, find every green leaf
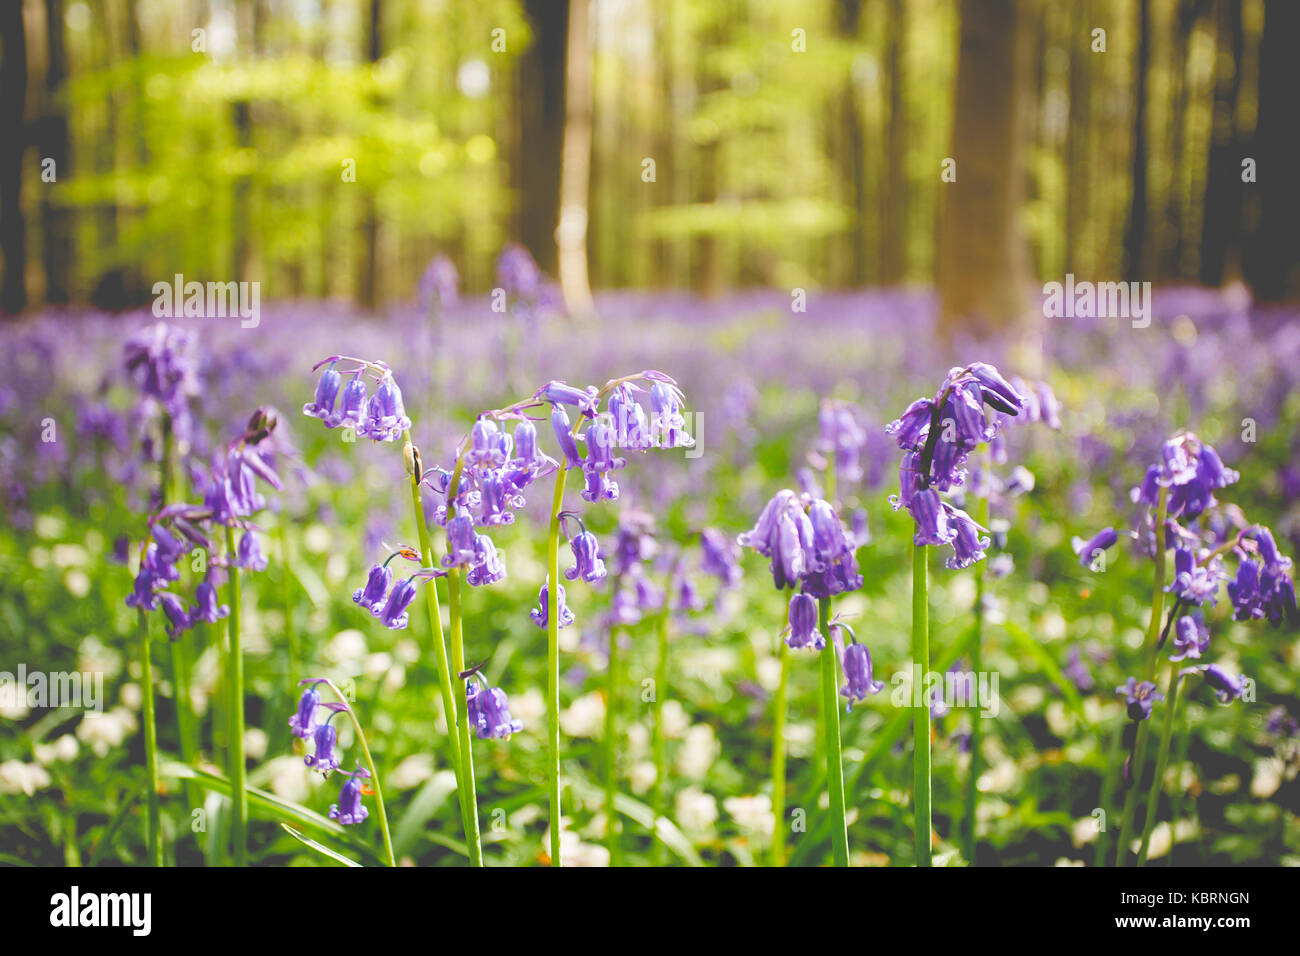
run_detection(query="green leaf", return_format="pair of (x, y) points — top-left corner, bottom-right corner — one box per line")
(280, 824), (362, 867)
(391, 771), (461, 859)
(1001, 620), (1088, 722)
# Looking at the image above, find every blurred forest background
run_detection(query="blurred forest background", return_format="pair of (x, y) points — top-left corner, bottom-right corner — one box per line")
(0, 0), (1297, 334)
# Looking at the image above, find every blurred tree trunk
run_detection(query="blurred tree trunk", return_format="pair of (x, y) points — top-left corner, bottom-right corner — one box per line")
(691, 17), (724, 298)
(39, 0), (72, 304)
(1122, 0), (1151, 282)
(357, 0), (381, 309)
(833, 0), (867, 286)
(518, 0), (570, 276)
(1064, 0), (1090, 273)
(1, 0), (28, 315)
(1244, 0), (1300, 300)
(1198, 0), (1244, 286)
(1159, 0), (1202, 280)
(936, 0), (1032, 340)
(880, 0), (907, 285)
(557, 0), (593, 316)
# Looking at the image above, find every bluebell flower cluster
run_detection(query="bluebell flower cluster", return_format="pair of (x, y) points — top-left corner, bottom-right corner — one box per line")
(467, 677), (524, 740)
(418, 254), (460, 312)
(303, 359), (411, 443)
(289, 681), (372, 825)
(887, 363), (1025, 569)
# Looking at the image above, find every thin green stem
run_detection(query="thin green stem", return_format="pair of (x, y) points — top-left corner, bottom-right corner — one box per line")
(652, 602), (672, 866)
(1094, 716), (1125, 867)
(405, 434), (469, 848)
(317, 679), (396, 867)
(447, 567), (483, 867)
(962, 488), (988, 863)
(1114, 484), (1169, 866)
(604, 624), (621, 865)
(546, 466), (570, 866)
(225, 525), (247, 865)
(912, 542), (931, 867)
(1137, 663), (1183, 866)
(137, 609), (163, 866)
(1164, 718), (1193, 866)
(769, 642), (791, 866)
(819, 595), (849, 866)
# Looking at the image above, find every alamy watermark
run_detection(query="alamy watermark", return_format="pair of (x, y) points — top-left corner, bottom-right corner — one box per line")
(0, 664), (103, 714)
(152, 273), (260, 328)
(1042, 274), (1151, 328)
(890, 666), (1000, 718)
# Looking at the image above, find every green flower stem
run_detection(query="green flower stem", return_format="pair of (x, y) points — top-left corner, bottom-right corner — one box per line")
(404, 435), (469, 850)
(1114, 484), (1169, 866)
(225, 525), (247, 865)
(819, 594), (849, 866)
(652, 597), (673, 866)
(447, 566), (483, 867)
(1164, 719), (1193, 866)
(545, 464), (571, 866)
(1094, 715), (1125, 867)
(912, 541), (931, 867)
(1137, 662), (1184, 866)
(137, 608), (163, 866)
(317, 678), (396, 867)
(961, 488), (989, 863)
(769, 642), (791, 866)
(604, 623), (622, 865)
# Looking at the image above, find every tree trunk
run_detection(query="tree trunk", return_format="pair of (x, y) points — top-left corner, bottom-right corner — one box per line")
(1197, 0), (1244, 287)
(832, 0), (867, 286)
(1, 1), (28, 315)
(39, 0), (72, 304)
(936, 0), (1032, 340)
(1244, 0), (1300, 300)
(518, 0), (569, 276)
(1122, 0), (1151, 282)
(1064, 0), (1090, 273)
(557, 0), (593, 316)
(880, 0), (907, 285)
(357, 0), (381, 309)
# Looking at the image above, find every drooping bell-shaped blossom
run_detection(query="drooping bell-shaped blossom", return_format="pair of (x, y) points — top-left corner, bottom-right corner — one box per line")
(840, 641), (884, 709)
(1064, 648), (1094, 692)
(550, 404), (584, 469)
(580, 464), (619, 503)
(466, 534), (507, 587)
(123, 321), (198, 416)
(565, 530), (607, 584)
(536, 381), (600, 418)
(1169, 614), (1210, 662)
(908, 488), (954, 547)
(466, 418), (507, 470)
(305, 720), (340, 774)
(442, 515), (479, 568)
(289, 684), (321, 739)
(944, 505), (990, 570)
(159, 591), (191, 639)
(699, 527), (742, 587)
(813, 400), (868, 484)
(235, 529), (268, 572)
(649, 381), (694, 449)
(530, 583), (574, 629)
(329, 768), (371, 825)
(378, 578), (418, 630)
(467, 679), (524, 740)
(192, 576), (230, 623)
(1181, 663), (1248, 703)
(353, 563), (393, 615)
(496, 242), (542, 304)
(608, 383), (654, 451)
(1117, 677), (1164, 721)
(303, 365), (342, 425)
(337, 374), (368, 429)
(361, 376), (412, 443)
(583, 421), (626, 475)
(1075, 527), (1118, 568)
(1228, 558), (1263, 621)
(418, 254), (460, 311)
(785, 592), (824, 650)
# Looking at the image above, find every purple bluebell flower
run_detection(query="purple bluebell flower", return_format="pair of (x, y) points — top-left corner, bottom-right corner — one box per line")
(443, 515), (479, 568)
(530, 583), (574, 629)
(943, 505), (990, 570)
(966, 362), (1025, 415)
(565, 530), (607, 584)
(497, 242), (542, 303)
(1169, 614), (1210, 662)
(536, 381), (600, 418)
(608, 384), (653, 451)
(1064, 648), (1094, 692)
(159, 592), (191, 639)
(329, 768), (371, 825)
(649, 381), (694, 449)
(378, 578), (417, 630)
(1182, 663), (1248, 703)
(840, 641), (884, 709)
(235, 529), (268, 572)
(699, 527), (742, 587)
(1075, 527), (1117, 568)
(583, 421), (626, 475)
(814, 400), (868, 483)
(1166, 543), (1224, 605)
(885, 398), (933, 450)
(467, 679), (524, 740)
(908, 488), (954, 547)
(289, 684), (320, 739)
(305, 719), (340, 774)
(786, 592), (824, 650)
(353, 563), (393, 615)
(418, 254), (459, 311)
(1228, 558), (1263, 621)
(361, 376), (411, 443)
(1117, 677), (1164, 721)
(465, 534), (507, 587)
(193, 576), (229, 623)
(467, 418), (506, 470)
(338, 374), (368, 428)
(125, 564), (163, 611)
(303, 365), (342, 425)
(580, 465), (619, 503)
(550, 404), (584, 469)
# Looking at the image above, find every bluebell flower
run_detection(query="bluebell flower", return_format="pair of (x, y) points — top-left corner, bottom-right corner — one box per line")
(379, 578), (417, 630)
(329, 768), (371, 825)
(1169, 614), (1210, 662)
(443, 515), (479, 568)
(235, 529), (268, 572)
(302, 365), (342, 424)
(159, 592), (192, 639)
(840, 640), (884, 709)
(466, 534), (507, 587)
(1117, 677), (1163, 721)
(609, 383), (653, 451)
(565, 530), (607, 583)
(649, 381), (694, 448)
(338, 374), (368, 428)
(305, 719), (340, 774)
(1181, 663), (1248, 703)
(1075, 527), (1118, 568)
(536, 381), (600, 417)
(467, 679), (524, 740)
(193, 577), (230, 623)
(353, 563), (393, 615)
(699, 527), (742, 587)
(289, 684), (321, 739)
(786, 592), (824, 650)
(1166, 543), (1224, 605)
(361, 376), (411, 443)
(530, 583), (574, 629)
(944, 505), (990, 570)
(550, 404), (584, 468)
